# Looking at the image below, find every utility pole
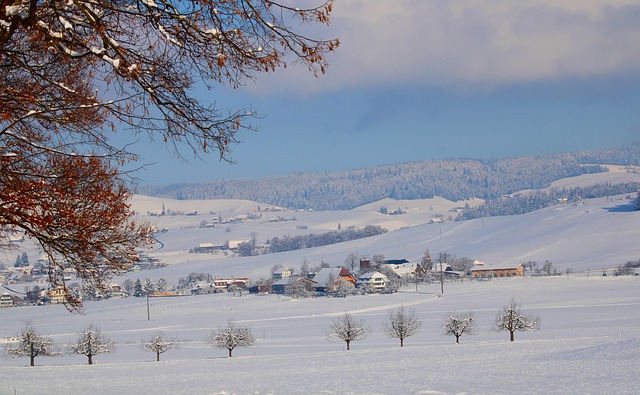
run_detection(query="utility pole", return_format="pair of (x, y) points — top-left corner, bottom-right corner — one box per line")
(440, 263), (444, 295)
(438, 252), (445, 295)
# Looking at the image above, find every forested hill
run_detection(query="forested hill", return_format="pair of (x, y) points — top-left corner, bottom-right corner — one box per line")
(139, 144), (640, 211)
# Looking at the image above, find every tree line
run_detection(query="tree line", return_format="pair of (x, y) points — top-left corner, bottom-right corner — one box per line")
(139, 144), (640, 210)
(457, 182), (640, 220)
(259, 225), (388, 255)
(4, 319), (252, 365)
(5, 299), (540, 366)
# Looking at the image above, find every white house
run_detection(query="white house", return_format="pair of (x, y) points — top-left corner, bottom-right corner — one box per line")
(107, 282), (127, 298)
(357, 271), (389, 292)
(49, 286), (67, 304)
(272, 267), (293, 280)
(432, 262), (453, 273)
(0, 292), (14, 308)
(432, 262), (463, 277)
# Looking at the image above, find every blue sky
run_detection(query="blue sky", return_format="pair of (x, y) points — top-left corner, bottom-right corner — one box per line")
(125, 0), (640, 185)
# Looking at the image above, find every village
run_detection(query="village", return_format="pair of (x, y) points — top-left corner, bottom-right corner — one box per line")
(0, 249), (527, 308)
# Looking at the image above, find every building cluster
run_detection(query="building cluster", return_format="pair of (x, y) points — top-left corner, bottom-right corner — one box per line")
(250, 259), (526, 297)
(0, 253), (167, 308)
(1, 252), (526, 308)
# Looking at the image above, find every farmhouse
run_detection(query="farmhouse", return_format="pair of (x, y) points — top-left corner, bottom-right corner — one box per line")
(107, 282), (127, 298)
(271, 277), (316, 294)
(311, 267), (357, 293)
(470, 264), (525, 278)
(228, 240), (249, 252)
(381, 261), (422, 277)
(191, 281), (215, 295)
(213, 278), (250, 291)
(0, 292), (14, 308)
(357, 271), (389, 292)
(49, 286), (67, 304)
(193, 243), (224, 253)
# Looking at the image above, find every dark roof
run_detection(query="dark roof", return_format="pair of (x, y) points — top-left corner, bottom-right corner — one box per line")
(384, 259), (409, 265)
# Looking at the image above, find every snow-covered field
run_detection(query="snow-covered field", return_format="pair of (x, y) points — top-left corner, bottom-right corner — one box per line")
(1, 276), (638, 394)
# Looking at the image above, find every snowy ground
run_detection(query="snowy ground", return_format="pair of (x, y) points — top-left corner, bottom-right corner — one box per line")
(1, 275), (638, 394)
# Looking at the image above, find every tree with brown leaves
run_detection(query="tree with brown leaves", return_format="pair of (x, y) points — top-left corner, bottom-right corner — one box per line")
(1, 0), (338, 309)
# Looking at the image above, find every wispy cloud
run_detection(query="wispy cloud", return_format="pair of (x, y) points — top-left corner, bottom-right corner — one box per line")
(250, 0), (640, 95)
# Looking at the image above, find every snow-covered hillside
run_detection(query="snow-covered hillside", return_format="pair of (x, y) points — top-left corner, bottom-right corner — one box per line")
(125, 191), (639, 284)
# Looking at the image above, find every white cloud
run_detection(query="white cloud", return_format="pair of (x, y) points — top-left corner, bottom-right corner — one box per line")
(249, 0), (640, 95)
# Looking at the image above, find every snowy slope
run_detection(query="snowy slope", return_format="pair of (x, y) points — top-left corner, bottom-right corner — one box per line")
(122, 193), (639, 285)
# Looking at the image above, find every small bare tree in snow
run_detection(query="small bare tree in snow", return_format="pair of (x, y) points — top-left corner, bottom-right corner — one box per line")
(383, 306), (421, 347)
(329, 277), (355, 298)
(328, 313), (367, 351)
(443, 312), (476, 344)
(143, 332), (178, 362)
(208, 319), (255, 358)
(5, 322), (59, 366)
(344, 252), (358, 272)
(68, 324), (113, 365)
(285, 280), (310, 299)
(494, 298), (541, 341)
(542, 261), (557, 276)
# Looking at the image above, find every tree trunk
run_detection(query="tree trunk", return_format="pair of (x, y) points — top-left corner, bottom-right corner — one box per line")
(30, 344), (35, 366)
(228, 348), (233, 358)
(510, 331), (515, 342)
(455, 335), (460, 344)
(156, 351), (160, 361)
(346, 340), (350, 351)
(400, 338), (404, 347)
(88, 355), (93, 365)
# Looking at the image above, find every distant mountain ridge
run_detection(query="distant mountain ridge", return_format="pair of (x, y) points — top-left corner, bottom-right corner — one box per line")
(139, 144), (640, 211)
